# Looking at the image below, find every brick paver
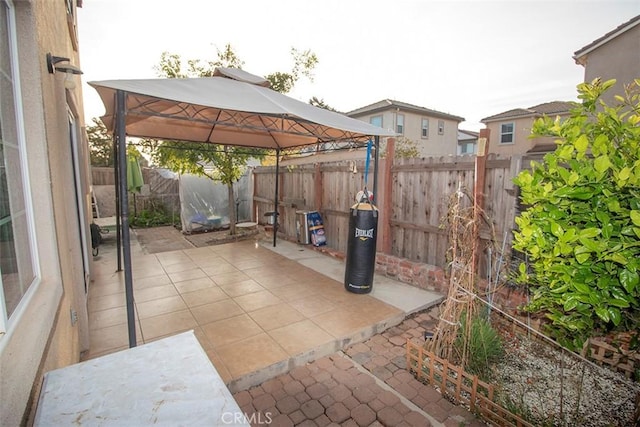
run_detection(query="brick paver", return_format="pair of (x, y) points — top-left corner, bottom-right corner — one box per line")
(233, 308), (485, 426)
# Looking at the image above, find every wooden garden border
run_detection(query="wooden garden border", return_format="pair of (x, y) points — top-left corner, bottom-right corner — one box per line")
(406, 340), (534, 427)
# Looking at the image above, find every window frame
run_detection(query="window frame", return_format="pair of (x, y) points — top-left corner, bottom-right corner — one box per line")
(500, 122), (515, 145)
(396, 113), (404, 135)
(421, 118), (429, 139)
(0, 0), (41, 335)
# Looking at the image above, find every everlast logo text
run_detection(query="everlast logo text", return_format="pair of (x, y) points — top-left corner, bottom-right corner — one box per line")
(355, 228), (374, 239)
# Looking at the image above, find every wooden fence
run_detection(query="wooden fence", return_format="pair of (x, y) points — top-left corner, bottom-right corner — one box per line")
(406, 340), (534, 427)
(252, 147), (541, 274)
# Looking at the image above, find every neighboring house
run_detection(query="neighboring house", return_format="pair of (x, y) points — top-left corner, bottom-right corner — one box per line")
(457, 129), (478, 155)
(0, 1), (92, 425)
(573, 14), (640, 106)
(346, 99), (465, 157)
(480, 101), (573, 156)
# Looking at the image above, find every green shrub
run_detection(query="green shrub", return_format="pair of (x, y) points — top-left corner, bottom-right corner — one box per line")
(130, 206), (178, 228)
(513, 78), (640, 350)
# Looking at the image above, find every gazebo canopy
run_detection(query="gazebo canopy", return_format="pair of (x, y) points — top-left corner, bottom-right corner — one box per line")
(89, 68), (395, 149)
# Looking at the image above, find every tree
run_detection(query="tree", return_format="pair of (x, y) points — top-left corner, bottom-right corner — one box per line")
(513, 78), (640, 350)
(86, 117), (114, 167)
(309, 96), (336, 112)
(150, 44), (318, 235)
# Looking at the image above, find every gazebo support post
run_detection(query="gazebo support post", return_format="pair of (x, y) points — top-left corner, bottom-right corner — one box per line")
(116, 89), (137, 348)
(113, 130), (122, 271)
(273, 148), (280, 247)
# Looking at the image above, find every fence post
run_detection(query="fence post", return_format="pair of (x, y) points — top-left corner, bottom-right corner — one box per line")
(314, 163), (322, 212)
(381, 138), (395, 254)
(473, 129), (490, 274)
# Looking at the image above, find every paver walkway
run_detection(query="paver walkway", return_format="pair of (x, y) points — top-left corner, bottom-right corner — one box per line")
(234, 310), (484, 427)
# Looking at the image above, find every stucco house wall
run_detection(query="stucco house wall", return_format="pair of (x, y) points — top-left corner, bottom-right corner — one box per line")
(0, 1), (91, 425)
(574, 15), (640, 106)
(347, 99), (464, 157)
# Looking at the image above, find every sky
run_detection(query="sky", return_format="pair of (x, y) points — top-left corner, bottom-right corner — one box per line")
(77, 0), (640, 132)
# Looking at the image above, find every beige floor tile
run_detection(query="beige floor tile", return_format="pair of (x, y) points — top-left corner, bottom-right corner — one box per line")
(269, 283), (320, 303)
(201, 262), (239, 277)
(209, 270), (251, 286)
(162, 260), (198, 274)
(89, 305), (128, 330)
(184, 246), (217, 258)
(311, 306), (372, 338)
(133, 265), (166, 280)
(190, 299), (244, 325)
(248, 303), (305, 331)
(91, 271), (124, 287)
(181, 287), (228, 308)
(215, 333), (288, 378)
(134, 284), (179, 303)
(173, 276), (216, 294)
(201, 314), (263, 347)
(233, 290), (282, 312)
(250, 272), (296, 289)
(229, 258), (266, 270)
(192, 326), (214, 351)
(140, 309), (198, 341)
(136, 295), (188, 319)
(133, 274), (172, 290)
(155, 251), (192, 266)
(88, 322), (142, 356)
(168, 268), (207, 283)
(88, 280), (125, 298)
(205, 348), (233, 384)
(288, 294), (338, 318)
(191, 256), (225, 269)
(268, 319), (335, 356)
(219, 279), (265, 298)
(88, 292), (126, 312)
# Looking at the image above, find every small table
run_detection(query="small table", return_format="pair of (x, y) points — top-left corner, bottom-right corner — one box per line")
(34, 331), (250, 426)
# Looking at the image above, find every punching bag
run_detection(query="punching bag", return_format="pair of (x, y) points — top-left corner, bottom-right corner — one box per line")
(344, 200), (378, 294)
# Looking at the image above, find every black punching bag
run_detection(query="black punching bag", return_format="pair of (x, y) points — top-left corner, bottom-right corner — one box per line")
(344, 201), (378, 294)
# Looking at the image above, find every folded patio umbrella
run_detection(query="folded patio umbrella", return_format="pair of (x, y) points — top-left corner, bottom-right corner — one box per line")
(126, 154), (144, 193)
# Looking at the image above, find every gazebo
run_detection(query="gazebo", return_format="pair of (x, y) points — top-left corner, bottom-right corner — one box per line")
(89, 67), (396, 347)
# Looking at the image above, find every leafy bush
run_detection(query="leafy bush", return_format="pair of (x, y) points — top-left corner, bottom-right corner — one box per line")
(513, 78), (640, 350)
(130, 206), (178, 228)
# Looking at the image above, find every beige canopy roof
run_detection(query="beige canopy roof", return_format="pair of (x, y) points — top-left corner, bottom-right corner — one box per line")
(89, 70), (395, 149)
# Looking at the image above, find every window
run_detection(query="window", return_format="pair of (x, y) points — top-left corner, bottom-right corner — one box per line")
(500, 122), (514, 144)
(421, 118), (429, 139)
(459, 142), (477, 155)
(438, 120), (444, 135)
(0, 0), (37, 328)
(396, 114), (404, 135)
(369, 115), (382, 128)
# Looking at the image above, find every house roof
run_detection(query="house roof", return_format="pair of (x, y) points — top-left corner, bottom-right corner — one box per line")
(573, 14), (640, 65)
(481, 101), (574, 123)
(458, 129), (479, 141)
(346, 99), (465, 122)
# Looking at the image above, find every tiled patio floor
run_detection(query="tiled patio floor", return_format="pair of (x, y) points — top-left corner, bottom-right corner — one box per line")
(87, 230), (406, 391)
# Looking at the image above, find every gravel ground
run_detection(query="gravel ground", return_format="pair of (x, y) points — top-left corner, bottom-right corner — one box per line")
(493, 335), (640, 426)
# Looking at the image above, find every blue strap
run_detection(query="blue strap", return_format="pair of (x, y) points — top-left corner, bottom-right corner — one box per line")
(364, 139), (372, 187)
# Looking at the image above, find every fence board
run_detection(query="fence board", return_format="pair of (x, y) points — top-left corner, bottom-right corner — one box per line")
(253, 154), (520, 272)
